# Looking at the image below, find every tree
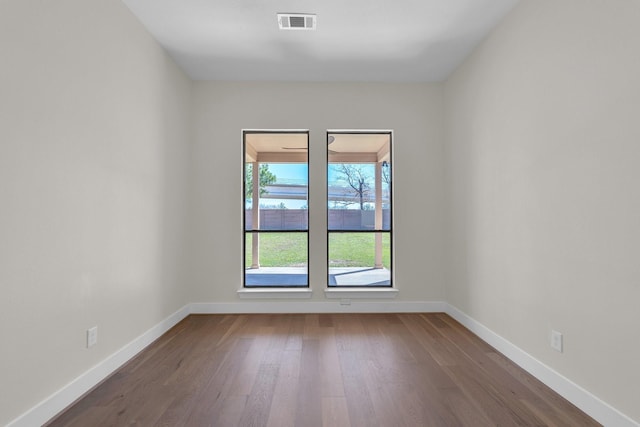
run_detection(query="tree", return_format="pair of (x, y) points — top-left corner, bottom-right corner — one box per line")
(332, 164), (372, 210)
(381, 161), (391, 186)
(245, 163), (276, 199)
(381, 161), (391, 206)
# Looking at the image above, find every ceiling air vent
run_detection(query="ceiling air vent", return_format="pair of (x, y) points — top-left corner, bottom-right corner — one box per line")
(278, 13), (316, 30)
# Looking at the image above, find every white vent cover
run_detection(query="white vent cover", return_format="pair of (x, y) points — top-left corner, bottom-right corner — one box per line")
(278, 13), (316, 30)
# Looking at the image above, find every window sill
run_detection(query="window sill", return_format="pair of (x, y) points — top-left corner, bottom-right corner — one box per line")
(324, 288), (399, 299)
(237, 288), (313, 299)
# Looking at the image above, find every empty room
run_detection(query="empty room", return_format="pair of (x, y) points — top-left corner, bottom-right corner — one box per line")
(1, 0), (639, 426)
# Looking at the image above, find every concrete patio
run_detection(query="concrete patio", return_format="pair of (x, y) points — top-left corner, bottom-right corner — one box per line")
(245, 266), (391, 287)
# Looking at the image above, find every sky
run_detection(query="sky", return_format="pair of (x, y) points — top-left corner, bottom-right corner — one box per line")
(256, 163), (308, 209)
(248, 163), (389, 209)
(268, 163), (307, 183)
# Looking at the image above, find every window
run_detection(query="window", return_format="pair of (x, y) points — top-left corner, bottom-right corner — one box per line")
(327, 132), (392, 287)
(243, 131), (309, 287)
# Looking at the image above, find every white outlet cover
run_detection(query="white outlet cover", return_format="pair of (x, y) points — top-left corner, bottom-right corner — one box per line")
(87, 326), (98, 348)
(551, 330), (563, 353)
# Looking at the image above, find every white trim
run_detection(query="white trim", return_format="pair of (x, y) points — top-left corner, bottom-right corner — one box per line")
(327, 129), (394, 133)
(191, 300), (444, 314)
(10, 302), (637, 427)
(7, 304), (191, 427)
(445, 304), (639, 427)
(243, 129), (310, 133)
(324, 287), (399, 299)
(237, 288), (313, 299)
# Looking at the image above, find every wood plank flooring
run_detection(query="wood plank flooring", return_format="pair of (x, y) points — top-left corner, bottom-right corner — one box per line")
(47, 313), (600, 426)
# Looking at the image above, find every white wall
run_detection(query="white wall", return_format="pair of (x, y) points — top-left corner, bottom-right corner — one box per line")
(5, 0), (638, 424)
(0, 1), (192, 425)
(444, 0), (640, 422)
(189, 82), (445, 303)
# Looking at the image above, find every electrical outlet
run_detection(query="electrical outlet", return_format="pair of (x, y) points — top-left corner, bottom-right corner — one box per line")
(550, 330), (563, 353)
(87, 326), (98, 348)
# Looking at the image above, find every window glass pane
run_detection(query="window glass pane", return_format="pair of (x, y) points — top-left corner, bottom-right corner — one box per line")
(244, 131), (309, 287)
(327, 132), (392, 287)
(245, 163), (308, 231)
(328, 232), (391, 286)
(327, 135), (390, 231)
(245, 232), (308, 286)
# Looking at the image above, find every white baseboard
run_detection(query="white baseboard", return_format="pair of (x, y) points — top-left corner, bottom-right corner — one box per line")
(190, 300), (446, 314)
(9, 301), (637, 427)
(7, 304), (191, 427)
(7, 300), (442, 427)
(445, 304), (639, 427)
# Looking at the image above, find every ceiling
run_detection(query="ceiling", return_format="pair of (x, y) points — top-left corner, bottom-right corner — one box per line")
(122, 0), (520, 82)
(328, 133), (390, 163)
(246, 133), (307, 153)
(245, 132), (390, 163)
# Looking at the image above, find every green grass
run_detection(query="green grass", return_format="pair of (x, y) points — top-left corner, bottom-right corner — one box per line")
(245, 232), (390, 269)
(245, 233), (307, 268)
(329, 233), (391, 269)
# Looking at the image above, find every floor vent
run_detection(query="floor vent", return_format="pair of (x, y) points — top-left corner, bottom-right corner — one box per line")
(278, 13), (316, 30)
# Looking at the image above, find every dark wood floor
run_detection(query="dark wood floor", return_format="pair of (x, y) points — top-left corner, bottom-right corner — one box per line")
(47, 313), (600, 426)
